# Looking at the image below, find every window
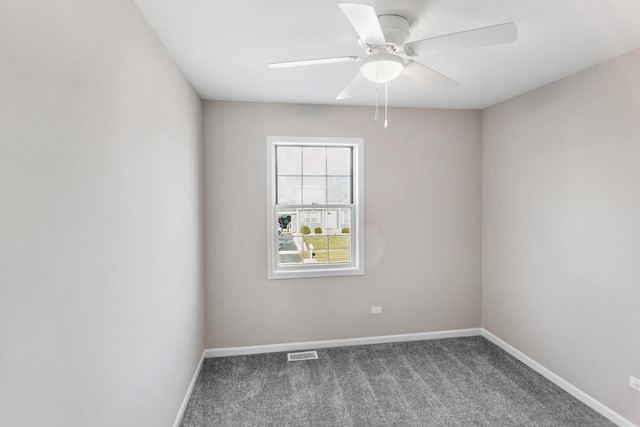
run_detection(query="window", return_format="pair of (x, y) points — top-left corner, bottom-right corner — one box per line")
(267, 136), (364, 279)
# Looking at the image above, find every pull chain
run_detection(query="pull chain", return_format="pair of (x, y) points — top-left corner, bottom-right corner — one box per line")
(384, 81), (388, 128)
(374, 61), (379, 121)
(375, 83), (379, 120)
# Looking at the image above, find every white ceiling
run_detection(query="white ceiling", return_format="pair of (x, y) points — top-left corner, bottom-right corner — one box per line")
(132, 0), (640, 109)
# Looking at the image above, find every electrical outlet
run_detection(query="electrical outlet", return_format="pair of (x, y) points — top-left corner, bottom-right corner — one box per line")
(371, 306), (383, 314)
(630, 376), (640, 392)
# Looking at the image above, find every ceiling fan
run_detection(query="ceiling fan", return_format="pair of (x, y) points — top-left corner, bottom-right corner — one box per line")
(268, 3), (518, 103)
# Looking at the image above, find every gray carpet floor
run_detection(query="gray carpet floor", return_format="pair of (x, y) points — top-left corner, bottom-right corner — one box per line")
(180, 336), (614, 426)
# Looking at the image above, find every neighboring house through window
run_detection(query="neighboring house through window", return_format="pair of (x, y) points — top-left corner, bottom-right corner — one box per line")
(266, 136), (364, 279)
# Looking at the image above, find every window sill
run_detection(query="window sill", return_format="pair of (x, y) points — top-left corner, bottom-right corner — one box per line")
(267, 264), (364, 280)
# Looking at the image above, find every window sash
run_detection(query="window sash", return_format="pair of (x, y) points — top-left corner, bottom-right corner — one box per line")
(275, 145), (353, 206)
(275, 206), (353, 268)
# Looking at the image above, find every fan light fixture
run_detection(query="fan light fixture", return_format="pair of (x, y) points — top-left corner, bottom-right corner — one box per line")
(360, 54), (405, 83)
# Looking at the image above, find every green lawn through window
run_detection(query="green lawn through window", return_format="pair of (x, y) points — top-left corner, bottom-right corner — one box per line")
(303, 235), (351, 263)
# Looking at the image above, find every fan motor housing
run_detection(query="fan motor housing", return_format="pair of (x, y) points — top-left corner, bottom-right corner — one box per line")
(379, 15), (410, 48)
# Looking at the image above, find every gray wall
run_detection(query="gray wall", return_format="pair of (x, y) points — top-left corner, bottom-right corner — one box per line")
(203, 101), (482, 348)
(482, 48), (640, 424)
(0, 1), (204, 426)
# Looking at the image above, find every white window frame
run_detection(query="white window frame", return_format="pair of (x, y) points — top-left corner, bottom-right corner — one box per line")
(266, 136), (364, 280)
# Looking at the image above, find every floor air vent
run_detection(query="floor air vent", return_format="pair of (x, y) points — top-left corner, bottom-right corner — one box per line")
(287, 351), (318, 362)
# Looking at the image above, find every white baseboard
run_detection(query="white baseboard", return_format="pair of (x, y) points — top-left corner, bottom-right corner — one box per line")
(172, 351), (205, 427)
(203, 328), (482, 358)
(481, 329), (637, 427)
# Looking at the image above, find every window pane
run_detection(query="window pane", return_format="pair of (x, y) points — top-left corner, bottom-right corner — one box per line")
(338, 208), (351, 234)
(327, 147), (351, 176)
(301, 218), (351, 265)
(276, 207), (302, 266)
(303, 146), (326, 175)
(277, 176), (302, 204)
(277, 236), (303, 267)
(326, 209), (339, 232)
(341, 209), (351, 227)
(327, 177), (351, 204)
(300, 209), (322, 263)
(277, 146), (301, 175)
(328, 235), (351, 264)
(302, 177), (326, 204)
(301, 209), (321, 234)
(340, 208), (351, 233)
(303, 235), (328, 265)
(277, 208), (296, 234)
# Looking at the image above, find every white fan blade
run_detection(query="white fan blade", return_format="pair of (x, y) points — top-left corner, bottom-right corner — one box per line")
(268, 56), (359, 69)
(403, 61), (458, 89)
(336, 73), (367, 99)
(404, 22), (517, 57)
(339, 3), (386, 47)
